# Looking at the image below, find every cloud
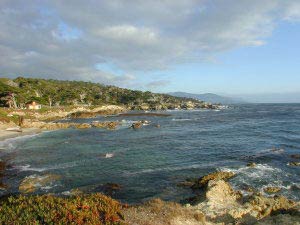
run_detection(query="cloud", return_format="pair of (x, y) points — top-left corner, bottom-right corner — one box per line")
(146, 80), (171, 89)
(0, 0), (299, 86)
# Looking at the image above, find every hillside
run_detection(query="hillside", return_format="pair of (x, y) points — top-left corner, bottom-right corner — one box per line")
(168, 92), (245, 104)
(0, 77), (204, 110)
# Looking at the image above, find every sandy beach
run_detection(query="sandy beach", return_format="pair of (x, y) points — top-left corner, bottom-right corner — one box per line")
(0, 128), (42, 142)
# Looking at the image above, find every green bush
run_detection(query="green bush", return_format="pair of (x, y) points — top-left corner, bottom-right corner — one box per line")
(0, 193), (125, 225)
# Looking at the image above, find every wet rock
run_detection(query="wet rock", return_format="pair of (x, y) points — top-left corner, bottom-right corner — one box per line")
(271, 147), (284, 153)
(41, 122), (73, 130)
(247, 162), (257, 168)
(264, 186), (281, 194)
(69, 111), (97, 118)
(19, 174), (61, 193)
(0, 160), (7, 190)
(131, 122), (143, 129)
(290, 154), (300, 159)
(287, 162), (300, 166)
(74, 123), (92, 129)
(240, 184), (255, 193)
(192, 171), (235, 189)
(155, 124), (161, 128)
(141, 120), (150, 125)
(177, 179), (197, 188)
(95, 183), (121, 196)
(92, 121), (119, 130)
(254, 212), (300, 225)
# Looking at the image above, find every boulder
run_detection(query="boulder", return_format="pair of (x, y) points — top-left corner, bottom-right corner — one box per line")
(92, 121), (119, 130)
(247, 162), (257, 168)
(287, 162), (300, 166)
(19, 174), (61, 193)
(264, 186), (281, 194)
(95, 183), (121, 196)
(246, 194), (298, 219)
(192, 171), (235, 189)
(74, 123), (92, 129)
(290, 154), (300, 159)
(131, 122), (143, 129)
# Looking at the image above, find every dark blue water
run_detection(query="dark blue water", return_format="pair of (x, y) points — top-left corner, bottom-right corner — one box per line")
(1, 104), (300, 203)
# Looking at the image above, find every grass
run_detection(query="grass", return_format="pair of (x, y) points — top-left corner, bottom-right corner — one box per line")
(123, 198), (206, 225)
(0, 194), (125, 225)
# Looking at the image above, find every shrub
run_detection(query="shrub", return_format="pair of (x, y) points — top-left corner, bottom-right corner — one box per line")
(0, 193), (125, 225)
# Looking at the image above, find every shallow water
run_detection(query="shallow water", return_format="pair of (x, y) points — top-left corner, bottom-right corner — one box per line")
(0, 104), (300, 203)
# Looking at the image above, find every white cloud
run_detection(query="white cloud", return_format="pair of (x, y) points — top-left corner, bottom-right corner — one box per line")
(0, 0), (299, 86)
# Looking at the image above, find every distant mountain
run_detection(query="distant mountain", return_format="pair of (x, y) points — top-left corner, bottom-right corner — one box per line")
(168, 92), (245, 104)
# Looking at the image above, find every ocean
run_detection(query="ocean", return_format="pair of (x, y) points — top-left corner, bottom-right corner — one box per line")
(0, 104), (300, 203)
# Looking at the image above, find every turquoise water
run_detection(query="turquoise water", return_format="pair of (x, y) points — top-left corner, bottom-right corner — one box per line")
(1, 104), (300, 203)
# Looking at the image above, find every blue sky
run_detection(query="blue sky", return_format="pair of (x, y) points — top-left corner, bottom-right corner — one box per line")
(0, 1), (300, 102)
(159, 22), (300, 95)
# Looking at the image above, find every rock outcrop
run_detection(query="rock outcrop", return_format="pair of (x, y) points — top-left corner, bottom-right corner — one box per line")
(192, 171), (235, 189)
(19, 174), (61, 193)
(288, 162), (300, 166)
(264, 186), (281, 194)
(191, 178), (299, 223)
(131, 122), (143, 129)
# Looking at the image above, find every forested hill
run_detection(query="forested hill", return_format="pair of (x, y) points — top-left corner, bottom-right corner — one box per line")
(0, 77), (204, 110)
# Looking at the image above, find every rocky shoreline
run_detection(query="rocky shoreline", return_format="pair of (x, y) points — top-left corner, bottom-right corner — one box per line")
(1, 170), (299, 224)
(123, 170), (300, 225)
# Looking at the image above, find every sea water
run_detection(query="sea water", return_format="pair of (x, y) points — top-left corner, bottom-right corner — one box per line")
(0, 104), (299, 203)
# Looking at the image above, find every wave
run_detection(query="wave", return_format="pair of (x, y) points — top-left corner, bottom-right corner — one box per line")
(0, 133), (41, 151)
(124, 161), (224, 176)
(221, 164), (283, 179)
(171, 118), (193, 122)
(10, 161), (79, 172)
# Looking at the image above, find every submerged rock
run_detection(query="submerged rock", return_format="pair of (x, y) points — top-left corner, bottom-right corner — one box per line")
(287, 162), (300, 166)
(247, 162), (257, 168)
(95, 183), (122, 196)
(192, 171), (235, 189)
(290, 154), (300, 159)
(264, 186), (281, 194)
(131, 122), (143, 129)
(19, 174), (61, 193)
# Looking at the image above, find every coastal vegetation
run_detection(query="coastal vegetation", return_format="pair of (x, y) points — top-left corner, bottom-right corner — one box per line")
(0, 77), (204, 110)
(0, 194), (124, 225)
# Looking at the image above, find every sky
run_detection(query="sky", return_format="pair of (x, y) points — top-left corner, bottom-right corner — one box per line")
(0, 0), (300, 102)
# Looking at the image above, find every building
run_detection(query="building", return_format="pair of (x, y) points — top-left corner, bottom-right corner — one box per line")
(26, 101), (42, 110)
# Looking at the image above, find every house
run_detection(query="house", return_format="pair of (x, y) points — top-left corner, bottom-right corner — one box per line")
(26, 101), (42, 110)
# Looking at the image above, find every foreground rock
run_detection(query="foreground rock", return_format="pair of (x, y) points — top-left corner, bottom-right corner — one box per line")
(192, 171), (235, 189)
(19, 174), (61, 193)
(191, 179), (299, 223)
(264, 186), (281, 194)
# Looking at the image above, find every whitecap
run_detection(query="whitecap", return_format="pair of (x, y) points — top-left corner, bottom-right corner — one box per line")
(171, 118), (193, 122)
(0, 133), (41, 151)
